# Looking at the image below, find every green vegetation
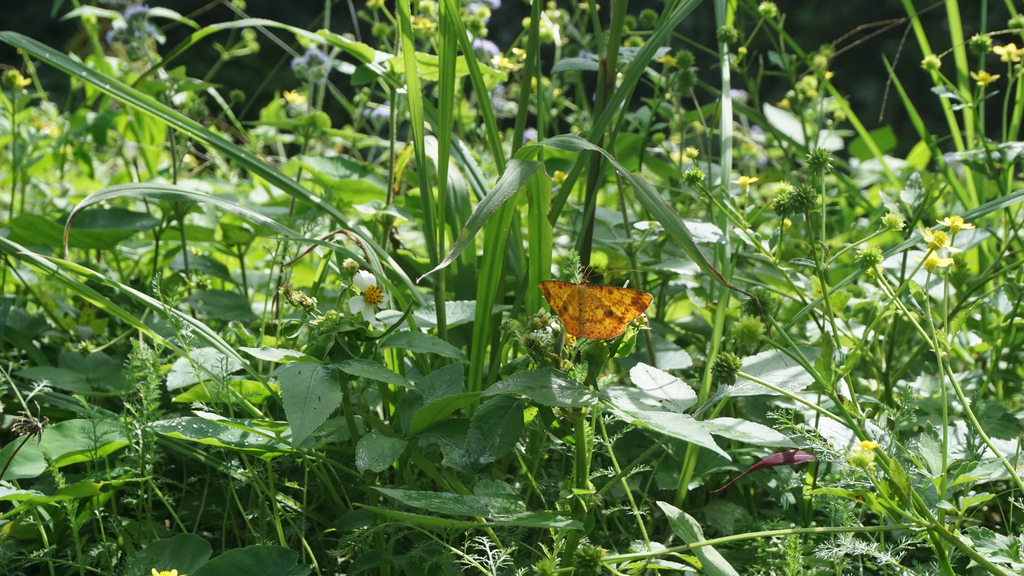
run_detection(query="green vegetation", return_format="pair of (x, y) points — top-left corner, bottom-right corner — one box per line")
(2, 0), (1024, 574)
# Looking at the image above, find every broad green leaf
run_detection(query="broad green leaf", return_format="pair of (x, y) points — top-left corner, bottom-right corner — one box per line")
(337, 358), (412, 388)
(551, 57), (599, 73)
(355, 431), (408, 473)
(375, 487), (490, 517)
(171, 379), (276, 405)
(713, 348), (820, 400)
(240, 346), (318, 364)
(966, 527), (1021, 564)
(474, 479), (527, 516)
(191, 545), (310, 576)
(167, 347), (245, 391)
(466, 396), (525, 466)
(123, 534), (212, 576)
(657, 502), (740, 576)
(152, 417), (294, 458)
(417, 362), (465, 403)
(6, 418), (129, 470)
(604, 387), (728, 459)
(629, 363), (697, 413)
(0, 479), (103, 508)
(482, 368), (598, 407)
(386, 51), (506, 83)
(379, 330), (469, 363)
(185, 290), (258, 322)
(702, 418), (795, 448)
(408, 392), (480, 436)
(277, 363), (343, 447)
(0, 437), (46, 480)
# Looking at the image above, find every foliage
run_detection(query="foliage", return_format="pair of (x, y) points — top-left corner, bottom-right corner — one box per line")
(2, 0), (1024, 574)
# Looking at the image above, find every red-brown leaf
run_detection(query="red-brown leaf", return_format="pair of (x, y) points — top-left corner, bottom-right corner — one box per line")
(711, 449), (817, 493)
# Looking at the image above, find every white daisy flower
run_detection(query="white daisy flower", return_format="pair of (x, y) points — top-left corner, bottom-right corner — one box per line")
(348, 270), (388, 328)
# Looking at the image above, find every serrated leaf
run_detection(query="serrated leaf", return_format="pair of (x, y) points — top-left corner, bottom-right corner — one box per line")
(375, 487), (490, 517)
(278, 363), (343, 447)
(604, 387), (727, 459)
(355, 431), (408, 473)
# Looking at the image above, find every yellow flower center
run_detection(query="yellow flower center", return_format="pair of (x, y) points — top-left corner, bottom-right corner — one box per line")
(363, 285), (384, 307)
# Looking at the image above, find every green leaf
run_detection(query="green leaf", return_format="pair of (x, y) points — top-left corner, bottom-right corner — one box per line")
(27, 418), (128, 468)
(482, 368), (598, 407)
(360, 504), (581, 529)
(966, 527), (1020, 564)
(702, 418), (795, 448)
(386, 51), (506, 83)
(277, 363), (343, 447)
(849, 126), (897, 160)
(0, 479), (103, 508)
(374, 487), (490, 517)
(604, 387), (727, 459)
(337, 358), (412, 388)
(191, 545), (310, 576)
(355, 431), (408, 473)
(123, 534), (212, 576)
(167, 347), (246, 391)
(629, 363), (697, 413)
(712, 348), (820, 401)
(171, 379), (275, 405)
(550, 57), (599, 73)
(379, 331), (469, 363)
(409, 392), (479, 436)
(240, 346), (318, 364)
(152, 417), (294, 458)
(186, 290), (258, 322)
(466, 396), (524, 466)
(473, 479), (527, 516)
(657, 502), (740, 576)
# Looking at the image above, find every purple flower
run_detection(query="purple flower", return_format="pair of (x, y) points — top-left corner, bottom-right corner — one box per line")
(291, 47), (332, 85)
(123, 4), (151, 21)
(472, 38), (500, 57)
(367, 104), (391, 119)
(523, 128), (538, 142)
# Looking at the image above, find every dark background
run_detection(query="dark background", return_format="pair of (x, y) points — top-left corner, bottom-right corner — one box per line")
(0, 0), (1013, 157)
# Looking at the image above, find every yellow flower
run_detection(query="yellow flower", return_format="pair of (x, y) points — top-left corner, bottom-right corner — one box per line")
(919, 227), (951, 251)
(411, 15), (436, 30)
(283, 90), (307, 105)
(732, 175), (759, 191)
(994, 43), (1024, 63)
(655, 53), (677, 68)
(366, 0), (385, 8)
(939, 215), (975, 235)
(152, 570), (185, 576)
(971, 70), (1000, 86)
(857, 440), (879, 451)
(823, 70), (835, 80)
(737, 46), (748, 56)
(491, 55), (523, 72)
(777, 97), (791, 110)
(551, 170), (567, 185)
(913, 253), (954, 273)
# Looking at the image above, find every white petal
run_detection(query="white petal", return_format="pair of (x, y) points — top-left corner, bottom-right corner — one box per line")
(353, 270), (376, 291)
(361, 305), (376, 324)
(348, 295), (366, 314)
(378, 292), (390, 307)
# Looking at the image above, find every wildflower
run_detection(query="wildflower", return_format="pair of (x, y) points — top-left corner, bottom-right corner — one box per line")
(969, 33), (993, 56)
(737, 46), (748, 56)
(939, 215), (975, 235)
(848, 440), (878, 469)
(106, 4), (162, 61)
(857, 440), (879, 451)
(777, 97), (791, 109)
(994, 43), (1024, 63)
(856, 245), (884, 271)
(683, 146), (699, 160)
(758, 1), (779, 19)
(716, 25), (739, 45)
(349, 270), (389, 327)
(655, 53), (677, 68)
(523, 127), (538, 142)
(152, 570), (185, 576)
(882, 211), (906, 232)
(283, 90), (307, 106)
(551, 170), (567, 184)
(491, 54), (523, 72)
(971, 70), (999, 86)
(291, 47), (332, 85)
(914, 253), (954, 273)
(919, 227), (951, 251)
(921, 53), (942, 72)
(342, 258), (360, 274)
(732, 175), (759, 191)
(730, 315), (764, 350)
(711, 352), (743, 386)
(805, 147), (834, 175)
(2, 69), (31, 89)
(366, 0), (385, 8)
(471, 37), (500, 57)
(682, 166), (706, 187)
